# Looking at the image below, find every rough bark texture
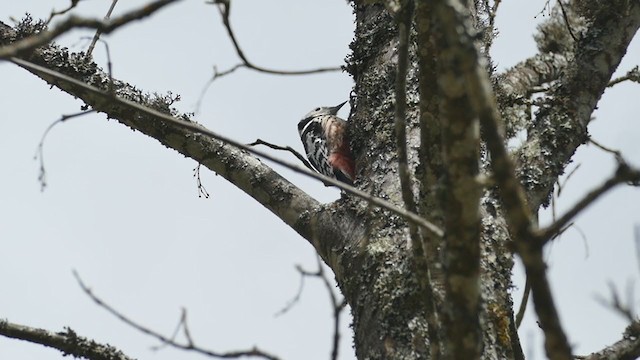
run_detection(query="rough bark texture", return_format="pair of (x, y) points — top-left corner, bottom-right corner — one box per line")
(2, 0), (640, 359)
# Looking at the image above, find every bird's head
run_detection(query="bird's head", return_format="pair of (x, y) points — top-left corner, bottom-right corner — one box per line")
(301, 101), (347, 121)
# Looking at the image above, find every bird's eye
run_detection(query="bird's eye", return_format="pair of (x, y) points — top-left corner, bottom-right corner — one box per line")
(315, 107), (321, 112)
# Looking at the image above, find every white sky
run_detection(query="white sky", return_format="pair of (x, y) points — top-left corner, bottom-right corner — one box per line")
(1, 1), (639, 360)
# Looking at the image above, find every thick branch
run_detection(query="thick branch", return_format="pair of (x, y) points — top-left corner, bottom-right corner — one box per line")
(0, 19), (443, 267)
(394, 2), (442, 359)
(497, 53), (568, 98)
(431, 1), (483, 358)
(432, 1), (576, 359)
(517, 1), (640, 209)
(0, 319), (134, 360)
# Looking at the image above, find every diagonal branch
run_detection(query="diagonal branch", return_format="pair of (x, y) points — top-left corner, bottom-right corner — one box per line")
(579, 321), (640, 360)
(516, 0), (640, 210)
(209, 0), (341, 79)
(0, 319), (134, 360)
(73, 271), (282, 360)
(0, 0), (180, 59)
(0, 19), (443, 251)
(536, 162), (640, 244)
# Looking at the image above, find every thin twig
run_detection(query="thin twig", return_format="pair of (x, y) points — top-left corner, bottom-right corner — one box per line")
(192, 163), (211, 198)
(34, 110), (95, 191)
(535, 162), (640, 244)
(557, 1), (578, 42)
(274, 269), (307, 317)
(0, 0), (179, 59)
(594, 281), (636, 322)
(589, 138), (624, 162)
(11, 56), (445, 237)
(45, 0), (81, 25)
(73, 270), (282, 360)
(607, 66), (640, 88)
(86, 0), (119, 57)
(515, 275), (531, 329)
(212, 1), (341, 77)
(196, 0), (343, 108)
(248, 139), (316, 174)
(288, 256), (346, 360)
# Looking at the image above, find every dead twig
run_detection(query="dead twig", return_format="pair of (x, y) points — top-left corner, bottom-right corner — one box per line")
(193, 163), (211, 198)
(86, 0), (119, 57)
(0, 0), (179, 59)
(279, 256), (346, 360)
(248, 139), (316, 173)
(45, 0), (81, 25)
(73, 270), (282, 360)
(607, 66), (640, 88)
(34, 110), (95, 191)
(536, 162), (640, 244)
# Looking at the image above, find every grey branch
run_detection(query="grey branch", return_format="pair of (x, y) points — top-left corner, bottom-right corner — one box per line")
(579, 321), (640, 360)
(0, 18), (443, 257)
(73, 271), (282, 360)
(0, 319), (134, 360)
(535, 162), (640, 244)
(11, 55), (442, 237)
(516, 0), (640, 210)
(209, 0), (341, 79)
(0, 0), (180, 59)
(608, 65), (640, 88)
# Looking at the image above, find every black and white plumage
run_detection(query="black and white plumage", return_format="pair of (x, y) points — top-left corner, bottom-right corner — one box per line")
(297, 101), (355, 185)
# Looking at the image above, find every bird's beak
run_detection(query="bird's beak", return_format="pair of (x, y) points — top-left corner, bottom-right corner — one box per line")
(329, 101), (347, 115)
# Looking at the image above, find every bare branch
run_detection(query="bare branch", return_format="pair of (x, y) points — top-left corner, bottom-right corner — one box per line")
(557, 0), (578, 43)
(45, 0), (81, 25)
(86, 0), (119, 57)
(0, 0), (180, 59)
(34, 110), (95, 191)
(8, 56), (444, 238)
(536, 162), (640, 244)
(73, 271), (282, 360)
(292, 256), (346, 360)
(589, 138), (623, 161)
(192, 163), (211, 198)
(248, 139), (316, 174)
(207, 0), (341, 81)
(579, 321), (640, 360)
(515, 275), (531, 329)
(608, 66), (640, 88)
(516, 1), (640, 210)
(0, 319), (134, 360)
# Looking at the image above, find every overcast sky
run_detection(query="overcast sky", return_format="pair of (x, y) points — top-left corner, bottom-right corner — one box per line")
(1, 1), (639, 360)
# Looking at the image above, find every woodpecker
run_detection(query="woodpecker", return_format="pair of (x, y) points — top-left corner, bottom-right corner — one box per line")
(298, 101), (355, 185)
